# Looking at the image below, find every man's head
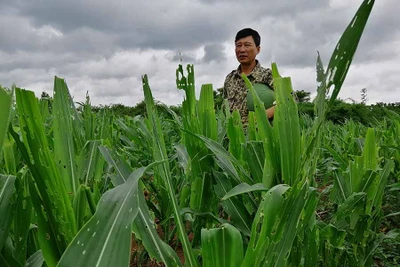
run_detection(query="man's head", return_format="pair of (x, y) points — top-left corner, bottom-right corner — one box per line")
(234, 28), (261, 66)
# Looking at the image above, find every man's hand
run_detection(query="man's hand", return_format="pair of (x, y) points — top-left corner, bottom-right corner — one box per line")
(266, 106), (275, 119)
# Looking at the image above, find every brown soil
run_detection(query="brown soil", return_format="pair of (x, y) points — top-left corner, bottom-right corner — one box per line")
(129, 222), (193, 267)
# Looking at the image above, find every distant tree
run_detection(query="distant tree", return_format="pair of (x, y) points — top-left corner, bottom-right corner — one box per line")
(295, 90), (311, 103)
(40, 91), (51, 100)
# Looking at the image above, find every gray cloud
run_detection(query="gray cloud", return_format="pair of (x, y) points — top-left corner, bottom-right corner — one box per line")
(201, 43), (226, 63)
(0, 0), (399, 107)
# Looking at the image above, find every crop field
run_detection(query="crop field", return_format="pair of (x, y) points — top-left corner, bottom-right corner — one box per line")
(1, 0), (399, 266)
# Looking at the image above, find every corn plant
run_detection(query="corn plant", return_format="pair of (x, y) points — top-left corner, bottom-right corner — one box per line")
(1, 0), (399, 266)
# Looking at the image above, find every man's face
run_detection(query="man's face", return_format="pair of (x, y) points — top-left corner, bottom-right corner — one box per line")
(235, 36), (260, 65)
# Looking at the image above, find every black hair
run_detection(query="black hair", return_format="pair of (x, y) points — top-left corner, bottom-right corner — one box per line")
(235, 28), (261, 47)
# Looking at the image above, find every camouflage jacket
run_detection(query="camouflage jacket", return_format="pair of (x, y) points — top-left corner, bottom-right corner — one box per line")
(222, 60), (274, 125)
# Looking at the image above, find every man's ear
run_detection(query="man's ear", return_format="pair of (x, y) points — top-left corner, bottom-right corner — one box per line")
(257, 46), (261, 54)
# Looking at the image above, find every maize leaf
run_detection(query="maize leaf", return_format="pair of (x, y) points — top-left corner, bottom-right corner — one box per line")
(145, 74), (198, 266)
(247, 112), (257, 141)
(132, 192), (183, 267)
(272, 65), (301, 185)
(25, 250), (44, 267)
(0, 86), (13, 156)
(221, 183), (267, 201)
(242, 75), (280, 187)
(262, 182), (308, 267)
(177, 66), (219, 239)
(199, 84), (217, 141)
(227, 110), (245, 161)
(57, 166), (147, 267)
(242, 184), (289, 266)
(327, 0), (375, 107)
(77, 140), (105, 185)
(370, 160), (393, 214)
(242, 141), (265, 184)
(72, 185), (90, 230)
(53, 77), (79, 195)
(100, 142), (182, 266)
(13, 88), (76, 266)
(190, 177), (205, 210)
(333, 192), (366, 229)
(302, 0), (375, 183)
(195, 134), (252, 184)
(201, 223), (244, 267)
(13, 168), (33, 265)
(2, 137), (17, 175)
(214, 172), (252, 237)
(0, 175), (16, 251)
(242, 182), (308, 267)
(319, 224), (347, 266)
(0, 237), (22, 267)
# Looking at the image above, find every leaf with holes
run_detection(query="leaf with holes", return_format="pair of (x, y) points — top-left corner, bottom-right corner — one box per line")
(57, 166), (147, 267)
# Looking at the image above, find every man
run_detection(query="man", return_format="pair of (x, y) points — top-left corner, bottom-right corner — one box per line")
(222, 28), (275, 125)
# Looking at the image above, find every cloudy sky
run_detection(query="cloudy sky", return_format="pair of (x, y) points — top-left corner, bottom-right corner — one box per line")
(0, 0), (399, 107)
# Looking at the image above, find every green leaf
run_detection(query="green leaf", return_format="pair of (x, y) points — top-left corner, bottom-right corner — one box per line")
(57, 167), (147, 267)
(272, 69), (301, 185)
(388, 183), (400, 191)
(319, 224), (347, 249)
(333, 192), (366, 229)
(242, 184), (290, 266)
(214, 172), (252, 237)
(0, 86), (13, 155)
(132, 192), (183, 267)
(241, 74), (272, 142)
(53, 76), (79, 194)
(201, 223), (244, 267)
(98, 146), (130, 186)
(242, 182), (309, 267)
(13, 169), (33, 265)
(199, 84), (218, 141)
(222, 183), (267, 201)
(2, 137), (17, 176)
(194, 133), (252, 184)
(14, 88), (77, 265)
(25, 250), (44, 267)
(100, 132), (182, 266)
(242, 141), (265, 184)
(0, 237), (22, 267)
(314, 51), (326, 119)
(227, 110), (245, 161)
(0, 175), (16, 251)
(143, 74), (198, 267)
(77, 140), (106, 185)
(326, 0), (375, 106)
(73, 185), (90, 230)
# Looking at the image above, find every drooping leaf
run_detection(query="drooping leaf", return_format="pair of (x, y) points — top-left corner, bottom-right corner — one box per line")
(214, 172), (252, 237)
(101, 147), (182, 266)
(58, 167), (147, 267)
(222, 183), (267, 201)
